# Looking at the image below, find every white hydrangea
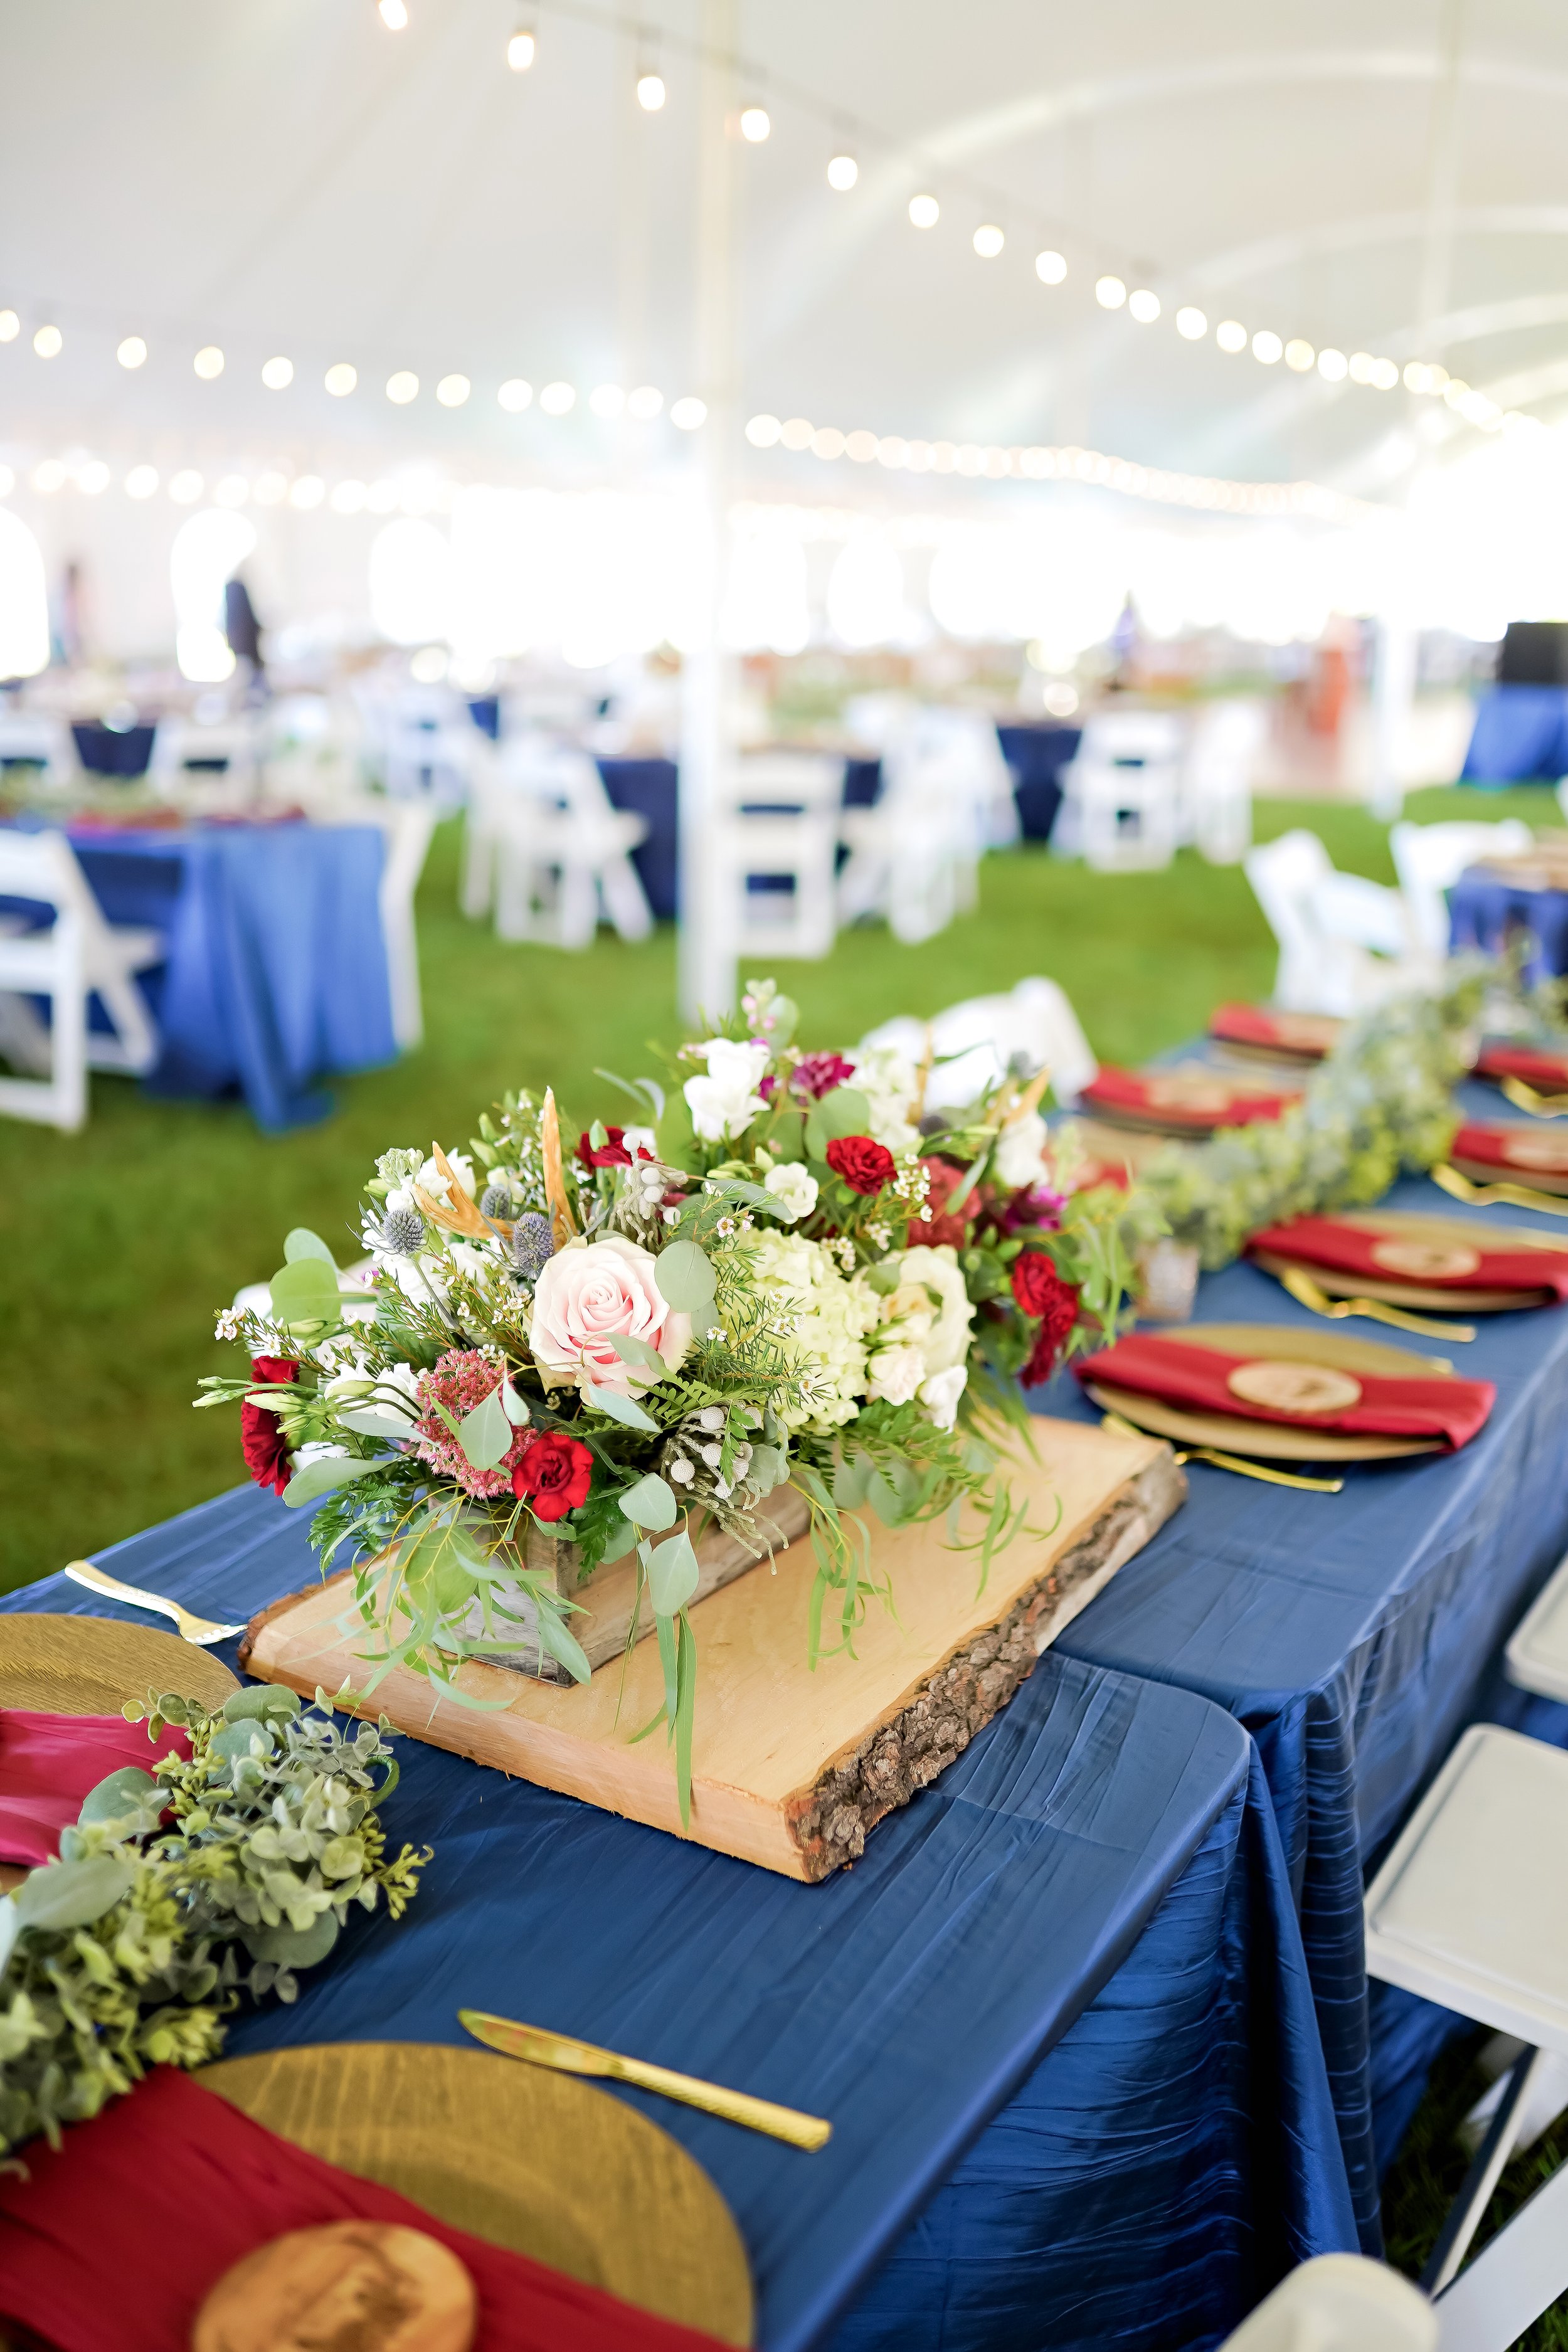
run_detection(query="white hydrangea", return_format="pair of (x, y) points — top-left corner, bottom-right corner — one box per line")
(847, 1044), (921, 1155)
(993, 1110), (1051, 1192)
(743, 1229), (879, 1433)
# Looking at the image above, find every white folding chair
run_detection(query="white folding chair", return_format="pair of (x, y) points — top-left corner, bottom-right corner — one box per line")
(149, 714), (260, 801)
(1244, 830), (1422, 1015)
(1220, 2255), (1436, 2351)
(1058, 711), (1187, 872)
(1184, 701), (1264, 866)
(373, 803), (436, 1051)
(714, 753), (843, 961)
(1391, 821), (1535, 962)
(0, 711), (78, 786)
(859, 975), (1098, 1115)
(490, 742), (652, 949)
(0, 829), (164, 1124)
(1364, 1724), (1568, 2349)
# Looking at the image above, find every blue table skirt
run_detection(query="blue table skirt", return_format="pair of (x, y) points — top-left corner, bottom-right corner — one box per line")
(69, 824), (396, 1129)
(4, 1491), (1355, 2349)
(1448, 867), (1568, 982)
(1460, 686), (1568, 783)
(1047, 1119), (1568, 2246)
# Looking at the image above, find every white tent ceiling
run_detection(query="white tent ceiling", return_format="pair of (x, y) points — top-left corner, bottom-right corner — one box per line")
(4, 0), (1568, 504)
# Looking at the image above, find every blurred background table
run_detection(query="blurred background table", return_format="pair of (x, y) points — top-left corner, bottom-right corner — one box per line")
(1459, 684), (1568, 785)
(1448, 859), (1568, 978)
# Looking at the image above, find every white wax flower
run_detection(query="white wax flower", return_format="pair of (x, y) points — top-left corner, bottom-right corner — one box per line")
(530, 1233), (691, 1397)
(867, 1342), (926, 1407)
(764, 1161), (818, 1222)
(683, 1037), (772, 1142)
(325, 1357), (421, 1438)
(919, 1365), (968, 1430)
(847, 1043), (921, 1155)
(994, 1110), (1051, 1192)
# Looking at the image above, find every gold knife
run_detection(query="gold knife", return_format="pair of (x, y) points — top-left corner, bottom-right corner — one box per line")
(459, 2008), (832, 2152)
(1279, 1265), (1475, 1344)
(1098, 1411), (1344, 1493)
(1433, 1164), (1568, 1219)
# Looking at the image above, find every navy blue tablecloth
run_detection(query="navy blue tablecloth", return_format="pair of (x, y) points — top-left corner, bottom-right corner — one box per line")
(1448, 867), (1568, 981)
(596, 756), (680, 920)
(3, 1491), (1353, 2349)
(60, 824), (395, 1128)
(1046, 1122), (1568, 2247)
(1459, 687), (1568, 783)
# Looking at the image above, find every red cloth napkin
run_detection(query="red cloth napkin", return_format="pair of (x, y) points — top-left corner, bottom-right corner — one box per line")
(1244, 1216), (1568, 1301)
(1475, 1042), (1568, 1091)
(1452, 1121), (1568, 1179)
(1074, 1333), (1495, 1449)
(0, 1710), (189, 1870)
(1207, 1004), (1340, 1059)
(1079, 1066), (1298, 1128)
(0, 2067), (729, 2352)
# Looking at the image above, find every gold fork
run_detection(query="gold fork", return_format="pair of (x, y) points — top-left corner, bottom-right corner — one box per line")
(1279, 1265), (1473, 1346)
(1500, 1076), (1568, 1119)
(63, 1561), (245, 1646)
(1100, 1411), (1343, 1493)
(1433, 1163), (1568, 1219)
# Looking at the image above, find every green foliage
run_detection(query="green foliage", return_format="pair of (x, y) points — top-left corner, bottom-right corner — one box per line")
(0, 1685), (427, 2158)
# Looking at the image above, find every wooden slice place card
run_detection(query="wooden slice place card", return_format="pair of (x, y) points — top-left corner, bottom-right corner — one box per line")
(191, 2221), (476, 2352)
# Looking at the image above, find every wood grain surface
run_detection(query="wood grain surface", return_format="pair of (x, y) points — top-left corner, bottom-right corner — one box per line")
(0, 1613), (238, 1716)
(191, 2220), (476, 2352)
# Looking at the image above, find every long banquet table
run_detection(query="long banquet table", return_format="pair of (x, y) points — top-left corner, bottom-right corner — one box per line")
(4, 1496), (1352, 2352)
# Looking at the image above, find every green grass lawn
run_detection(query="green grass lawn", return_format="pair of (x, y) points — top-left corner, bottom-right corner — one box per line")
(0, 779), (1562, 2320)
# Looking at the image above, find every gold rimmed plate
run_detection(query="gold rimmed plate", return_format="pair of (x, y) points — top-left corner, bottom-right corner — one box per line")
(0, 1613), (239, 1716)
(198, 2042), (754, 2346)
(1253, 1209), (1567, 1313)
(1086, 1322), (1450, 1464)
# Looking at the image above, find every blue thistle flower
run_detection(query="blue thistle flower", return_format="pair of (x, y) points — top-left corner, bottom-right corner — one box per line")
(479, 1181), (513, 1221)
(511, 1211), (554, 1279)
(378, 1206), (426, 1256)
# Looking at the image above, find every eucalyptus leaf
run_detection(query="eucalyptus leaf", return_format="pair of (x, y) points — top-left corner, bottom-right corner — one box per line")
(833, 1451), (874, 1510)
(534, 1608), (591, 1685)
(282, 1454), (386, 1509)
(580, 1380), (660, 1433)
(596, 1513), (642, 1564)
(211, 1719), (276, 1761)
(268, 1258), (342, 1327)
(283, 1227), (339, 1269)
(223, 1686), (302, 1724)
(865, 1260), (904, 1295)
(647, 1528), (700, 1617)
(815, 1086), (871, 1142)
(746, 1442), (785, 1492)
(619, 1471), (678, 1530)
(77, 1767), (161, 1827)
(242, 1910), (341, 1968)
(457, 1384), (512, 1472)
(500, 1379), (531, 1426)
(652, 1238), (716, 1313)
(13, 1855), (134, 1932)
(605, 1331), (668, 1374)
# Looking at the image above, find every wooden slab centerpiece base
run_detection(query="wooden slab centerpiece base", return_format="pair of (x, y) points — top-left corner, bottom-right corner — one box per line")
(243, 1419), (1184, 1882)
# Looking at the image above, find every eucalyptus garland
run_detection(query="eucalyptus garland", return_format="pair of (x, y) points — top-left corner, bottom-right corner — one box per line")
(0, 1685), (427, 2157)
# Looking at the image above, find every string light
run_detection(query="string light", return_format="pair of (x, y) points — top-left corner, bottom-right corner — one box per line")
(1318, 349), (1348, 382)
(0, 311), (17, 342)
(1175, 307), (1207, 341)
(636, 70), (665, 110)
(973, 224), (1004, 259)
(539, 380), (576, 414)
(435, 373), (471, 406)
(386, 369), (418, 404)
(32, 325), (61, 358)
(1216, 320), (1248, 354)
(1035, 251), (1066, 285)
(253, 472), (289, 505)
(78, 460), (110, 495)
(1285, 339), (1315, 372)
(827, 152), (857, 191)
(590, 383), (625, 417)
(1252, 331), (1283, 364)
(1128, 289), (1160, 324)
(507, 26), (536, 69)
(31, 460), (65, 494)
(627, 384), (663, 418)
(378, 0), (408, 28)
(289, 475), (326, 510)
(497, 378), (533, 411)
(261, 355), (294, 389)
(325, 362), (358, 396)
(908, 193), (939, 229)
(169, 469), (204, 504)
(124, 465), (158, 499)
(1095, 277), (1126, 310)
(215, 474), (248, 507)
(193, 345), (225, 379)
(739, 105), (770, 142)
(116, 336), (147, 369)
(669, 395), (707, 429)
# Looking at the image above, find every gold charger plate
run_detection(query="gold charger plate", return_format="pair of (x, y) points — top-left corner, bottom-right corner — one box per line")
(1087, 1321), (1451, 1463)
(1254, 1209), (1568, 1311)
(1453, 1150), (1568, 1197)
(198, 2042), (754, 2346)
(0, 1613), (238, 1715)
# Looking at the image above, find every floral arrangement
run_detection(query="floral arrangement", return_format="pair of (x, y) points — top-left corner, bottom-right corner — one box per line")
(199, 979), (1138, 1816)
(0, 1685), (426, 2157)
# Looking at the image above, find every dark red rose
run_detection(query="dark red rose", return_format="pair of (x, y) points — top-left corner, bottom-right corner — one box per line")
(1015, 1260), (1082, 1389)
(578, 1125), (634, 1169)
(1011, 1250), (1067, 1317)
(792, 1052), (856, 1101)
(825, 1135), (896, 1195)
(241, 1355), (298, 1497)
(512, 1429), (594, 1522)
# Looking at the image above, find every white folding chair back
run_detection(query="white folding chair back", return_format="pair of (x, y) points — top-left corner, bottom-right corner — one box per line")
(1059, 711), (1185, 872)
(0, 711), (77, 785)
(374, 804), (437, 1051)
(1505, 1548), (1568, 1705)
(357, 686), (475, 807)
(490, 742), (652, 948)
(1390, 820), (1535, 960)
(0, 830), (88, 1129)
(1242, 830), (1419, 1014)
(0, 827), (166, 1120)
(714, 755), (843, 961)
(149, 716), (260, 798)
(859, 977), (1097, 1115)
(839, 729), (988, 943)
(1220, 2255), (1436, 2351)
(1185, 701), (1264, 866)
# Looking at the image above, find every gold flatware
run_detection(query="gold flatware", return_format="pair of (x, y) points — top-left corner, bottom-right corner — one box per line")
(1279, 1266), (1474, 1345)
(459, 2008), (832, 2153)
(1500, 1076), (1568, 1119)
(1433, 1164), (1568, 1219)
(1099, 1411), (1344, 1493)
(63, 1560), (245, 1646)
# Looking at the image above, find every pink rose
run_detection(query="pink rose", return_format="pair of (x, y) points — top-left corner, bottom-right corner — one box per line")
(528, 1234), (692, 1396)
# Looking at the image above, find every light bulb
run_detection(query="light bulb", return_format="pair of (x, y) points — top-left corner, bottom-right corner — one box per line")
(1175, 305), (1207, 339)
(0, 311), (17, 342)
(827, 152), (857, 191)
(1095, 276), (1126, 309)
(1216, 319), (1248, 354)
(1443, 377), (1470, 406)
(1348, 352), (1375, 384)
(590, 383), (625, 418)
(253, 472), (289, 505)
(215, 475), (249, 507)
(669, 395), (707, 430)
(1426, 363), (1450, 393)
(908, 193), (939, 229)
(780, 417), (813, 451)
(507, 27), (536, 68)
(539, 380), (576, 415)
(436, 373), (471, 406)
(1035, 250), (1067, 285)
(1285, 338), (1315, 372)
(261, 355), (294, 390)
(386, 369), (419, 403)
(1128, 289), (1160, 322)
(325, 362), (358, 396)
(168, 469), (204, 505)
(627, 384), (662, 418)
(845, 429), (877, 462)
(117, 336), (147, 369)
(810, 426), (845, 459)
(746, 414), (782, 447)
(637, 72), (665, 110)
(31, 459), (66, 494)
(1251, 330), (1283, 364)
(193, 345), (225, 379)
(78, 460), (111, 495)
(497, 378), (533, 411)
(331, 480), (369, 514)
(289, 475), (326, 509)
(739, 105), (770, 142)
(973, 223), (1004, 259)
(1318, 347), (1348, 382)
(379, 0), (408, 28)
(124, 465), (159, 499)
(1369, 357), (1399, 391)
(32, 325), (61, 358)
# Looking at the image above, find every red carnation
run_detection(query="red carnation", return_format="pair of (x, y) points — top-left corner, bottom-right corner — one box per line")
(825, 1135), (896, 1195)
(578, 1125), (634, 1169)
(1014, 1258), (1082, 1389)
(792, 1052), (856, 1101)
(241, 1355), (298, 1497)
(512, 1429), (594, 1522)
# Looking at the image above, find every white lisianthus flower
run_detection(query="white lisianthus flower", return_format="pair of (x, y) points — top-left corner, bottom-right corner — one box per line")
(683, 1038), (771, 1142)
(293, 1441), (349, 1470)
(530, 1232), (692, 1397)
(743, 1230), (878, 1433)
(994, 1110), (1051, 1192)
(847, 1044), (921, 1155)
(887, 1243), (975, 1375)
(919, 1365), (968, 1431)
(763, 1161), (818, 1222)
(867, 1342), (927, 1407)
(418, 1150), (477, 1201)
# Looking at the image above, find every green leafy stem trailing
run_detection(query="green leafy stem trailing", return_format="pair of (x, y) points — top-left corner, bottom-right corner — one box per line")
(0, 1685), (428, 2158)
